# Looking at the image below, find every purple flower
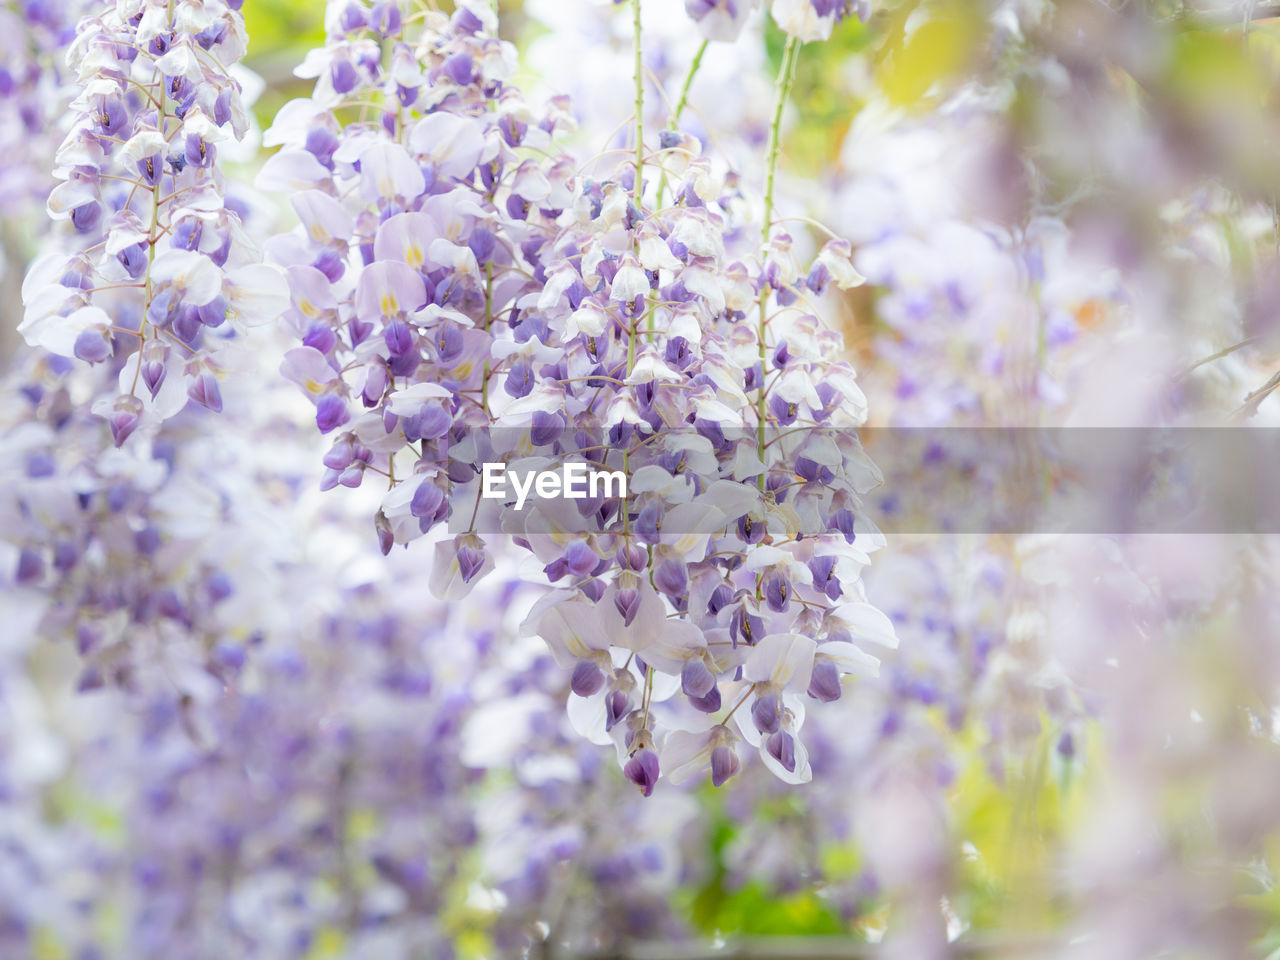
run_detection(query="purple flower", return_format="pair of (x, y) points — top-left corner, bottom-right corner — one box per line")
(22, 0), (271, 447)
(96, 94), (127, 135)
(765, 731), (797, 773)
(762, 570), (790, 612)
(108, 396), (143, 447)
(504, 359), (534, 398)
(807, 659), (843, 702)
(71, 202), (101, 233)
(457, 542), (486, 583)
(331, 58), (359, 94)
(444, 52), (475, 85)
(316, 395), (350, 433)
(605, 688), (631, 730)
(624, 748), (660, 797)
(563, 541), (599, 578)
(338, 4), (366, 32)
(710, 744), (740, 786)
(250, 0), (893, 798)
(187, 371), (223, 413)
(653, 557), (687, 598)
(73, 328), (110, 364)
(751, 690), (781, 735)
(370, 1), (403, 36)
(118, 242), (149, 278)
(15, 548), (44, 585)
(184, 132), (214, 168)
(808, 555), (842, 600)
(681, 658), (716, 698)
(613, 584), (641, 626)
(688, 685), (722, 713)
(571, 659), (606, 697)
(831, 508), (856, 544)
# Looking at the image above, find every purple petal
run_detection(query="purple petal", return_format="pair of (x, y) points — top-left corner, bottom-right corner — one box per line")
(624, 748), (660, 797)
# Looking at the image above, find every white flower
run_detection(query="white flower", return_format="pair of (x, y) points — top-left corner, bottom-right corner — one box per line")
(772, 0), (838, 42)
(743, 632), (817, 690)
(225, 265), (289, 328)
(408, 112), (487, 181)
(626, 353), (684, 385)
(638, 234), (682, 272)
(359, 141), (426, 201)
(566, 302), (610, 338)
(156, 39), (203, 82)
(428, 535), (493, 600)
(830, 601), (899, 648)
(120, 130), (168, 164)
(17, 305), (108, 357)
(151, 250), (223, 305)
(817, 239), (868, 289)
(611, 255), (650, 303)
(254, 149), (333, 192)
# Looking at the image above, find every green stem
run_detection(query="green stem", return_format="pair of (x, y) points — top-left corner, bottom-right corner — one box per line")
(672, 39), (708, 128)
(762, 36), (801, 245)
(628, 0), (645, 352)
(623, 0), (644, 536)
(632, 0), (644, 210)
(755, 36), (801, 491)
(654, 38), (709, 210)
(481, 261), (493, 417)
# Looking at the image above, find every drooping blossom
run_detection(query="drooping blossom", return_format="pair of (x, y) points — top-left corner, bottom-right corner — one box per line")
(263, 0), (894, 793)
(18, 0), (286, 447)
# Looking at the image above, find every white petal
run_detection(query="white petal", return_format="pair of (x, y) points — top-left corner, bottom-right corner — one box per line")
(428, 538), (491, 600)
(535, 599), (608, 666)
(626, 353), (684, 385)
(662, 729), (715, 785)
(151, 250), (222, 304)
(409, 112), (486, 181)
(18, 304), (105, 356)
(361, 141), (426, 200)
(832, 602), (899, 649)
(611, 259), (649, 303)
(254, 148), (332, 192)
(566, 687), (612, 746)
(759, 732), (813, 784)
(226, 264), (289, 327)
(743, 633), (817, 690)
(818, 641), (880, 678)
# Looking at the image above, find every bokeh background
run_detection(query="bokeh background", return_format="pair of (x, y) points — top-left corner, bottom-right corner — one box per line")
(4, 1), (1280, 958)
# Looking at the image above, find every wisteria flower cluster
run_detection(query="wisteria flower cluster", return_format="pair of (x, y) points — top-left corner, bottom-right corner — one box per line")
(6, 0), (1280, 956)
(263, 0), (895, 794)
(0, 1), (82, 216)
(0, 341), (308, 699)
(18, 0), (285, 448)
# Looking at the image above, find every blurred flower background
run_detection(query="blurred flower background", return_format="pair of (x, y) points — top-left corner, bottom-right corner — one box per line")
(3, 0), (1280, 958)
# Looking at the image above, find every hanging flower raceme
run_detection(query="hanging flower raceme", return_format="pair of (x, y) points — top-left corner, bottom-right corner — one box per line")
(17, 0), (285, 448)
(264, 0), (896, 793)
(86, 576), (488, 958)
(0, 1), (83, 217)
(0, 343), (306, 700)
(492, 0), (894, 791)
(261, 0), (575, 540)
(496, 141), (895, 791)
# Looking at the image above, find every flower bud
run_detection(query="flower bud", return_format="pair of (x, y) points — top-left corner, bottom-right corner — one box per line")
(623, 748), (660, 797)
